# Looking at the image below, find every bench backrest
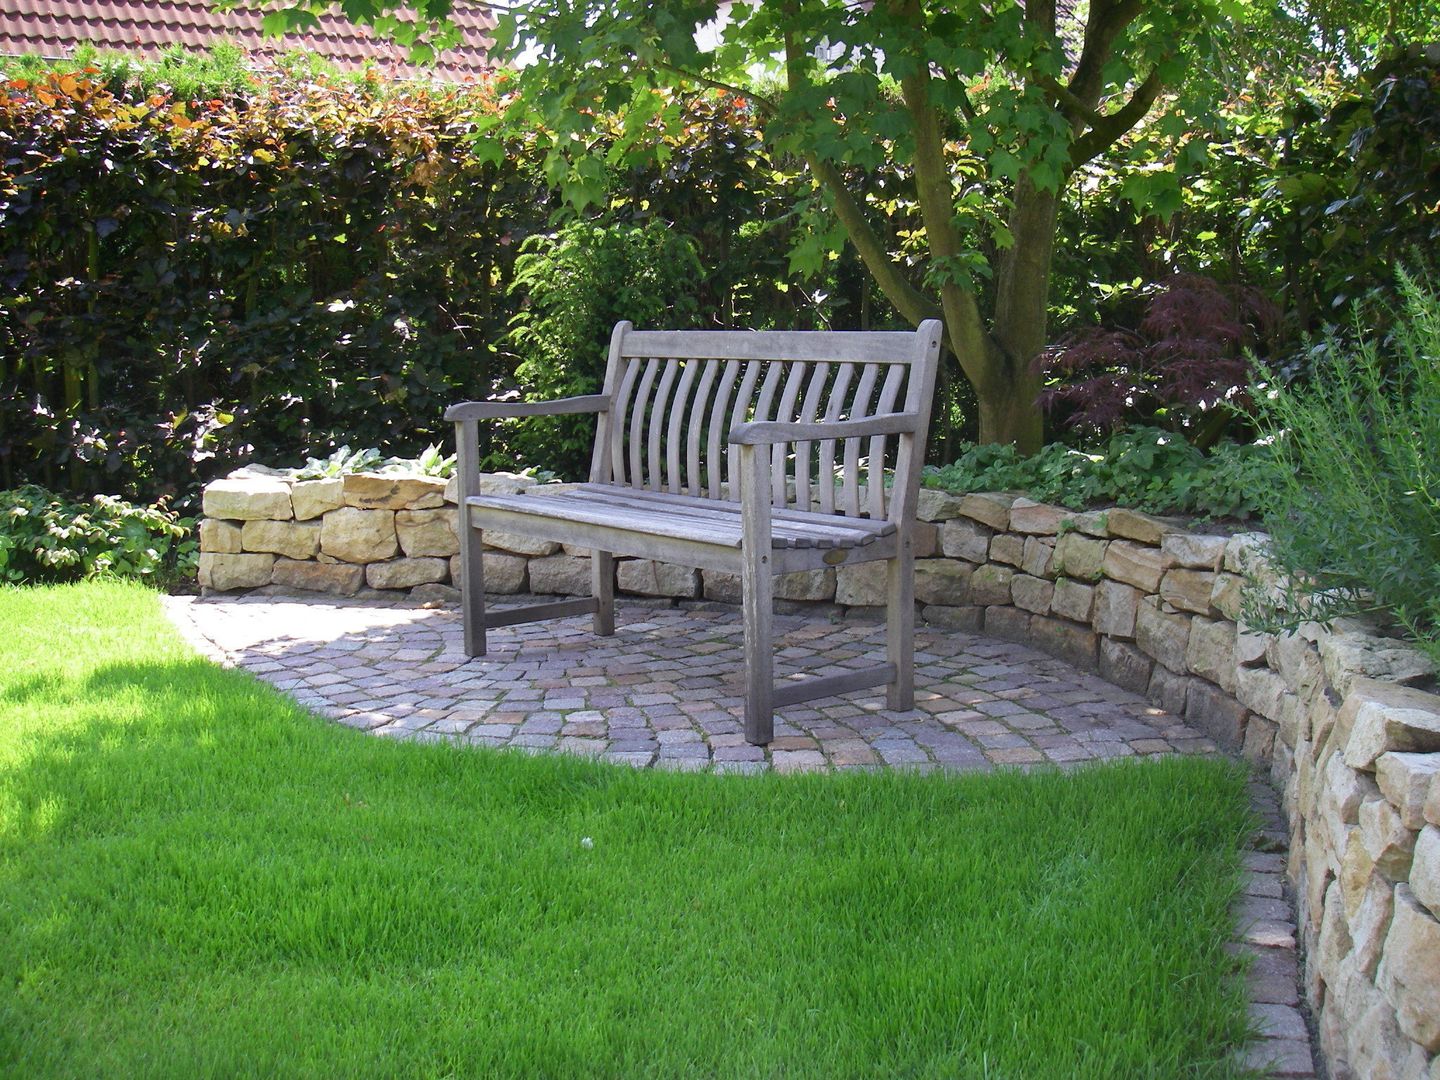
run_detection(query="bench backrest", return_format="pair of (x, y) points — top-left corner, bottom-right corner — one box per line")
(589, 320), (943, 525)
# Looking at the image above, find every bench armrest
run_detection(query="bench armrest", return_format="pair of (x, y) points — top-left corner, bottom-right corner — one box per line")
(445, 395), (609, 422)
(727, 413), (918, 446)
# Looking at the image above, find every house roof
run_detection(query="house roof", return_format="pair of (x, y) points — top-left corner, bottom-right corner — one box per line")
(0, 1), (497, 82)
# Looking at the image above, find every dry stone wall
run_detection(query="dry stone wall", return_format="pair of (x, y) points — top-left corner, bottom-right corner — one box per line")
(199, 471), (1440, 1077)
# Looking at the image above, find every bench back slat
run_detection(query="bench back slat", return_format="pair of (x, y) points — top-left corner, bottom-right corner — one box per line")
(868, 363), (907, 520)
(591, 321), (943, 525)
(842, 363), (881, 517)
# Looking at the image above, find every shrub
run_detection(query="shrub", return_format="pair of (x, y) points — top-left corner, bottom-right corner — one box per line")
(1250, 268), (1440, 661)
(922, 428), (1275, 520)
(1036, 274), (1280, 442)
(499, 219), (705, 480)
(0, 485), (196, 585)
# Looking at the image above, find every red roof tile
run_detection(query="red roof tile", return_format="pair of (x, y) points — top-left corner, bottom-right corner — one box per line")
(0, 1), (496, 82)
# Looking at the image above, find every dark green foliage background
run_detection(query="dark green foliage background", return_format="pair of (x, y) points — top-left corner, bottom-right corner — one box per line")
(0, 65), (824, 508)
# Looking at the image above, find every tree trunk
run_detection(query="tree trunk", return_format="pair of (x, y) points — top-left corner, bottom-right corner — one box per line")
(977, 367), (1045, 449)
(985, 177), (1061, 453)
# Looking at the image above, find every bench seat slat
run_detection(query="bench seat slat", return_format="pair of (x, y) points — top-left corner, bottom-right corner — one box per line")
(467, 488), (891, 551)
(562, 485), (893, 547)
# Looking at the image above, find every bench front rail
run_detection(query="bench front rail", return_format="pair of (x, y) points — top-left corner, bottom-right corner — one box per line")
(447, 319), (943, 745)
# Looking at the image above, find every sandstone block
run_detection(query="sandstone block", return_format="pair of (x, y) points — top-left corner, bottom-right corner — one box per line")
(1322, 632), (1438, 699)
(271, 558), (364, 596)
(913, 521), (940, 558)
(921, 605), (984, 633)
(1007, 497), (1065, 535)
(1361, 796), (1417, 880)
(1316, 879), (1353, 986)
(395, 508), (460, 558)
(1160, 568), (1216, 615)
(1411, 826), (1440, 920)
(777, 568), (837, 602)
(1342, 829), (1378, 915)
(1030, 616), (1097, 671)
(1099, 638), (1152, 694)
(836, 561), (887, 607)
(1063, 510), (1109, 537)
(1106, 508), (1176, 545)
(1377, 753), (1440, 830)
(241, 519), (320, 560)
(342, 472), (447, 511)
(1378, 886), (1440, 1051)
(481, 531), (561, 558)
(939, 519), (991, 563)
(319, 507), (398, 564)
(914, 488), (967, 522)
(914, 561), (973, 607)
(1186, 617), (1237, 692)
(198, 519), (242, 554)
(290, 477), (345, 521)
(1186, 680), (1248, 747)
(957, 492), (1013, 530)
(1236, 623), (1269, 666)
(1011, 574), (1053, 615)
(1242, 715), (1277, 763)
(989, 533), (1025, 567)
(411, 582), (460, 606)
(968, 564), (1014, 606)
(1020, 536), (1055, 578)
(1147, 665), (1192, 715)
(1352, 871), (1396, 980)
(527, 554), (591, 595)
(481, 471), (539, 497)
(1093, 580), (1140, 639)
(1209, 573), (1246, 620)
(1051, 579), (1095, 624)
(1136, 595), (1191, 672)
(202, 477), (292, 521)
(702, 570), (743, 605)
(1341, 679), (1440, 770)
(617, 559), (700, 599)
(1270, 632), (1326, 704)
(366, 557), (447, 590)
(450, 552), (528, 595)
(198, 552), (275, 591)
(1160, 531), (1227, 570)
(984, 606), (1031, 643)
(1054, 532), (1106, 581)
(1237, 666), (1289, 723)
(1102, 540), (1172, 592)
(1223, 531), (1271, 574)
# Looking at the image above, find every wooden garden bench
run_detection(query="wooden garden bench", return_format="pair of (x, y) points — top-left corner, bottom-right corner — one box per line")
(445, 319), (944, 745)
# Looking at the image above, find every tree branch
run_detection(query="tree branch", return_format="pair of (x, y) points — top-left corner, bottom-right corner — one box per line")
(1066, 0), (1145, 107)
(802, 154), (938, 325)
(1066, 66), (1167, 171)
(652, 60), (780, 116)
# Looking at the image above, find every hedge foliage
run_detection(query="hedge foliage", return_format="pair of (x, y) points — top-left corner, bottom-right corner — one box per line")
(0, 66), (824, 507)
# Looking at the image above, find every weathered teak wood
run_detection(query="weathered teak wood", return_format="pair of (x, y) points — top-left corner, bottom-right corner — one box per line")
(448, 319), (944, 744)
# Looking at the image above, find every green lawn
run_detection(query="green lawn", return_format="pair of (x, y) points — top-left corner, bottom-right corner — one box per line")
(0, 581), (1256, 1078)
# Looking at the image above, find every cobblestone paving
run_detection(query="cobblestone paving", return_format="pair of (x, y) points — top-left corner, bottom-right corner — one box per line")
(166, 592), (1219, 773)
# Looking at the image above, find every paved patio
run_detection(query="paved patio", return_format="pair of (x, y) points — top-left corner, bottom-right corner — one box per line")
(165, 592), (1219, 772)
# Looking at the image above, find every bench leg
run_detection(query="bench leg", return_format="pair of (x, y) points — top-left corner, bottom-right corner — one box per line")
(886, 549), (915, 711)
(460, 519), (487, 658)
(592, 550), (615, 636)
(741, 558), (775, 745)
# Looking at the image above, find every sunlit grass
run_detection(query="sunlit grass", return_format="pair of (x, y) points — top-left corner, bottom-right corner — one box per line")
(0, 581), (1256, 1078)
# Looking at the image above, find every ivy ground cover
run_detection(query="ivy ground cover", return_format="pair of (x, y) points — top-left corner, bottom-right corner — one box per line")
(0, 582), (1256, 1077)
